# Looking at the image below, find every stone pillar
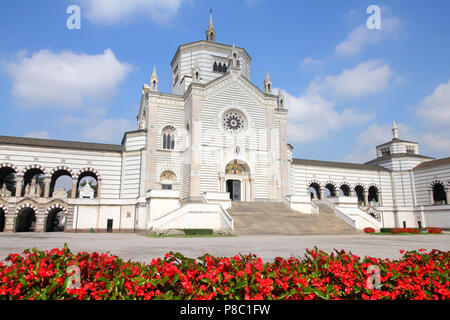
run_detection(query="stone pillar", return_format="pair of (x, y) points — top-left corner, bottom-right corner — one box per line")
(364, 191), (369, 206)
(97, 179), (102, 198)
(34, 208), (46, 233)
(249, 176), (254, 202)
(44, 177), (51, 198)
(429, 189), (434, 205)
(219, 173), (224, 193)
(189, 85), (203, 200)
(334, 188), (340, 197)
(71, 178), (78, 198)
(319, 188), (325, 200)
(446, 188), (450, 205)
(350, 188), (355, 197)
(378, 191), (383, 207)
(4, 212), (15, 233)
(15, 175), (23, 197)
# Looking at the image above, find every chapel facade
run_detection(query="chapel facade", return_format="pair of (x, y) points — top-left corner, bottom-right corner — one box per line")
(0, 16), (449, 233)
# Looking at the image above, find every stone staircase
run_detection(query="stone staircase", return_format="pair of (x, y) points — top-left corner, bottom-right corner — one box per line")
(227, 202), (357, 235)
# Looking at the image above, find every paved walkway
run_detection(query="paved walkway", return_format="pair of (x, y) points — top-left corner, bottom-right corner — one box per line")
(1, 233), (449, 262)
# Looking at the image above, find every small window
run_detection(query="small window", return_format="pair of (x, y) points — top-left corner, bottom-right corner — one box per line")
(406, 146), (415, 154)
(213, 62), (218, 72)
(162, 126), (176, 150)
(381, 148), (390, 156)
(162, 184), (173, 190)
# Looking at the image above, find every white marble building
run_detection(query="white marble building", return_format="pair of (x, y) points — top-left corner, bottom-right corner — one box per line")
(0, 16), (449, 233)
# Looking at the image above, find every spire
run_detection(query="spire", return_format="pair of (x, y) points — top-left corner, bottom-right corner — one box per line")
(206, 9), (216, 42)
(264, 71), (272, 93)
(150, 65), (159, 92)
(392, 120), (399, 139)
(277, 89), (285, 108)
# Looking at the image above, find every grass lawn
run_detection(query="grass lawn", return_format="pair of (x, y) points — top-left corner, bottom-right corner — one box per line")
(370, 232), (444, 235)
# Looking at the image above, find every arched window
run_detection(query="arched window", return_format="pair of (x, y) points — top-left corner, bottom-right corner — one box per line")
(309, 183), (321, 200)
(49, 168), (72, 198)
(222, 64), (227, 73)
(162, 126), (176, 150)
(325, 183), (336, 198)
(213, 62), (218, 72)
(0, 165), (17, 196)
(368, 186), (379, 205)
(432, 183), (447, 205)
(339, 184), (350, 197)
(218, 63), (223, 73)
(160, 170), (176, 190)
(354, 185), (365, 206)
(22, 168), (45, 197)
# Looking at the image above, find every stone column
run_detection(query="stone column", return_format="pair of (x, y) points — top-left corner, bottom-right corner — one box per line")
(334, 188), (340, 197)
(189, 85), (203, 200)
(319, 188), (325, 200)
(364, 191), (369, 206)
(350, 188), (355, 197)
(71, 178), (78, 198)
(34, 208), (46, 233)
(219, 173), (224, 193)
(44, 177), (51, 198)
(15, 175), (23, 197)
(428, 189), (434, 205)
(378, 191), (383, 207)
(446, 188), (450, 205)
(249, 176), (254, 202)
(96, 179), (102, 198)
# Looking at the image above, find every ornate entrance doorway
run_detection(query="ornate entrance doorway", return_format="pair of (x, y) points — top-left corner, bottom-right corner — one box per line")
(223, 160), (252, 202)
(226, 180), (241, 202)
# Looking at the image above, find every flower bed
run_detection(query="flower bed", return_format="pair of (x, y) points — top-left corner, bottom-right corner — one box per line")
(426, 228), (442, 234)
(363, 227), (375, 233)
(392, 228), (420, 234)
(0, 245), (448, 300)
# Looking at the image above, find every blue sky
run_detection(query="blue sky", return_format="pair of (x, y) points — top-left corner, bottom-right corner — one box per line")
(0, 0), (449, 163)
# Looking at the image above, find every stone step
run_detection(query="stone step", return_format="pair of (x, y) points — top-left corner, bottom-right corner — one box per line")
(227, 202), (357, 235)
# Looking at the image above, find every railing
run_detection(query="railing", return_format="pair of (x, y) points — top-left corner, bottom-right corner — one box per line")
(317, 199), (356, 228)
(200, 192), (234, 231)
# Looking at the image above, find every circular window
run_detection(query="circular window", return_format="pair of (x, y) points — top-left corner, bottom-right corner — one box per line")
(222, 109), (247, 134)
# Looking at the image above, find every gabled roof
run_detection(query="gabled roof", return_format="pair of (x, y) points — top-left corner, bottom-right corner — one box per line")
(365, 153), (434, 165)
(0, 135), (123, 153)
(170, 40), (252, 67)
(293, 158), (390, 172)
(376, 138), (418, 148)
(414, 157), (450, 170)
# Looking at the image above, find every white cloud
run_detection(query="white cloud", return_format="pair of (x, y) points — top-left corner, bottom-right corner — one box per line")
(345, 122), (417, 163)
(80, 0), (183, 24)
(82, 118), (135, 143)
(416, 80), (450, 128)
(3, 49), (132, 110)
(335, 16), (402, 57)
(414, 80), (450, 155)
(284, 91), (374, 143)
(25, 131), (51, 140)
(300, 57), (325, 71)
(308, 60), (393, 100)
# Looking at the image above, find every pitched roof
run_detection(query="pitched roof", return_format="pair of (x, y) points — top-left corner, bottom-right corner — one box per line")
(293, 158), (389, 172)
(376, 138), (418, 148)
(414, 157), (450, 170)
(0, 135), (123, 153)
(365, 153), (434, 165)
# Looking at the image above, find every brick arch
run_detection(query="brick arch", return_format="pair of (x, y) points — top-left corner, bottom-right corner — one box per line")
(45, 203), (68, 215)
(428, 180), (446, 191)
(21, 164), (48, 177)
(0, 163), (19, 173)
(0, 203), (8, 214)
(75, 168), (101, 180)
(307, 179), (322, 190)
(15, 202), (38, 214)
(353, 183), (367, 191)
(49, 166), (74, 177)
(324, 181), (338, 189)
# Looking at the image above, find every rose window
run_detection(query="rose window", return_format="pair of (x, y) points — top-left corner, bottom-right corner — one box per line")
(222, 110), (247, 134)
